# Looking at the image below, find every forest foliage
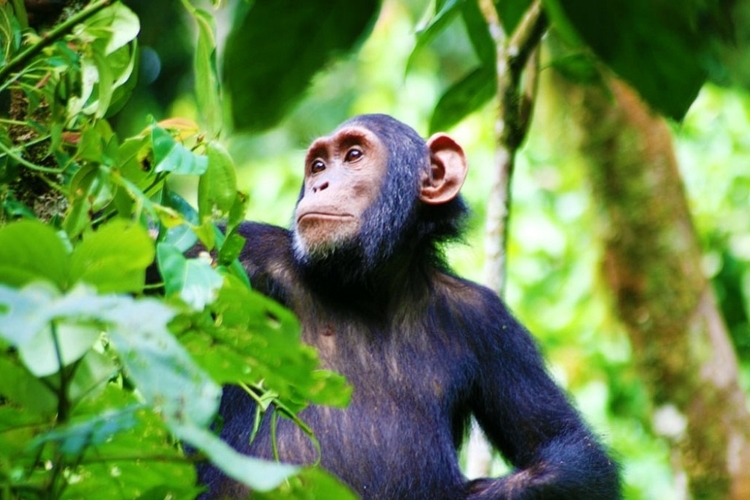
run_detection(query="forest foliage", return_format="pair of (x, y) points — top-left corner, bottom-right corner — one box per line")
(0, 0), (747, 499)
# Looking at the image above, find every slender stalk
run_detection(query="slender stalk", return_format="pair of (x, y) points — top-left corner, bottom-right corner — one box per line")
(468, 0), (548, 479)
(50, 322), (70, 423)
(482, 0), (547, 296)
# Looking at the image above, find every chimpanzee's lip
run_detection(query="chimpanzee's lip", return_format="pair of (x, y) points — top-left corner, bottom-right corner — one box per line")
(297, 212), (355, 223)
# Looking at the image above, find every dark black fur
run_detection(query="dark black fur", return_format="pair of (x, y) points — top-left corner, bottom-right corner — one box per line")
(198, 115), (621, 499)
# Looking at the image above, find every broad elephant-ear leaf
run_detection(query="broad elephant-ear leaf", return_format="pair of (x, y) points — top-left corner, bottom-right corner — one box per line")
(544, 0), (709, 120)
(223, 0), (381, 132)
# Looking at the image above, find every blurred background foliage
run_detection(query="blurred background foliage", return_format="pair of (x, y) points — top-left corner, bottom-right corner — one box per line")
(53, 0), (750, 498)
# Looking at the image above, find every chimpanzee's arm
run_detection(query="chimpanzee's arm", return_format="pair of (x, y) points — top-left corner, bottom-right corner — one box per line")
(234, 221), (295, 305)
(465, 287), (620, 500)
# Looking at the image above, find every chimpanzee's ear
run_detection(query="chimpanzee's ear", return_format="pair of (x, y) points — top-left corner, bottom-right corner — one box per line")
(420, 133), (468, 205)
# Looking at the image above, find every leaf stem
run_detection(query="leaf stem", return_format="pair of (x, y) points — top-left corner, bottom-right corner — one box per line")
(50, 321), (70, 423)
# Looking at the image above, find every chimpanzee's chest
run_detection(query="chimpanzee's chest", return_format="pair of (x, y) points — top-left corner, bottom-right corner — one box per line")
(245, 309), (474, 498)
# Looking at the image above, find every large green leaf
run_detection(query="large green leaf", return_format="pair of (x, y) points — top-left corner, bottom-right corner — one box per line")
(151, 125), (208, 175)
(174, 423), (298, 492)
(198, 141), (238, 221)
(462, 0), (494, 67)
(409, 0), (463, 71)
(188, 6), (222, 134)
(223, 0), (381, 132)
(0, 220), (69, 289)
(429, 66), (496, 133)
(157, 242), (224, 310)
(70, 220), (154, 294)
(544, 0), (709, 120)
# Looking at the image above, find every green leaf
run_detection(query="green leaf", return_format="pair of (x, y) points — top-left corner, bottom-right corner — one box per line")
(105, 297), (221, 427)
(64, 391), (199, 499)
(255, 467), (358, 500)
(161, 190), (199, 252)
(217, 232), (245, 267)
(117, 134), (153, 188)
(151, 125), (208, 175)
(157, 242), (223, 310)
(91, 45), (114, 118)
(189, 7), (222, 134)
(0, 282), (58, 348)
(67, 349), (117, 404)
(429, 66), (496, 133)
(0, 284), (118, 376)
(198, 141), (238, 221)
(0, 356), (57, 414)
(184, 276), (351, 408)
(106, 42), (139, 117)
(0, 405), (43, 459)
(30, 407), (141, 456)
(544, 0), (707, 120)
(0, 220), (70, 289)
(408, 0), (463, 71)
(85, 2), (140, 56)
(173, 423), (298, 492)
(21, 322), (99, 377)
(227, 190), (249, 235)
(462, 0), (495, 67)
(224, 0), (380, 132)
(70, 220), (154, 293)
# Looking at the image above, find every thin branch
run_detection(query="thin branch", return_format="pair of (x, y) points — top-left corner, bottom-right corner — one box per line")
(482, 0), (548, 296)
(0, 0), (112, 84)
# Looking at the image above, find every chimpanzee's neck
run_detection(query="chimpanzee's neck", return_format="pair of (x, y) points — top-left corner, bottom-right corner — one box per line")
(296, 241), (437, 309)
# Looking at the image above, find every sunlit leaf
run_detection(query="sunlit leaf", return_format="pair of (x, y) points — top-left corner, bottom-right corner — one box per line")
(105, 297), (221, 427)
(198, 141), (238, 221)
(64, 390), (199, 499)
(20, 322), (99, 377)
(0, 356), (57, 415)
(161, 190), (199, 253)
(30, 407), (141, 456)
(70, 220), (154, 293)
(189, 7), (222, 134)
(173, 423), (298, 492)
(67, 349), (117, 403)
(157, 242), (223, 310)
(0, 220), (70, 289)
(91, 46), (114, 118)
(85, 2), (140, 55)
(408, 0), (463, 71)
(0, 282), (58, 347)
(255, 466), (358, 500)
(151, 125), (208, 175)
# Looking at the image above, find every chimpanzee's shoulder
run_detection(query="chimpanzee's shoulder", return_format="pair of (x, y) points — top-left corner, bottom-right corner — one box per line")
(434, 272), (503, 311)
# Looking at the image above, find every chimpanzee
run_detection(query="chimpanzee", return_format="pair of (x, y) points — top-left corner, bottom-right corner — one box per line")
(198, 114), (621, 499)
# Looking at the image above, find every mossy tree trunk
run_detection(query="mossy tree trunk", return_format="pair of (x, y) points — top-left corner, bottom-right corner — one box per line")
(570, 76), (750, 499)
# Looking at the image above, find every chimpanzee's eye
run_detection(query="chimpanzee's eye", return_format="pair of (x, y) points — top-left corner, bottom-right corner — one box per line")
(311, 160), (326, 173)
(345, 148), (363, 162)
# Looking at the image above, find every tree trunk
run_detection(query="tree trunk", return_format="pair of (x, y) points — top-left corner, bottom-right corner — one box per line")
(570, 75), (750, 499)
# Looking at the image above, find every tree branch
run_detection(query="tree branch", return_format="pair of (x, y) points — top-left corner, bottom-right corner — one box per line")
(482, 0), (548, 296)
